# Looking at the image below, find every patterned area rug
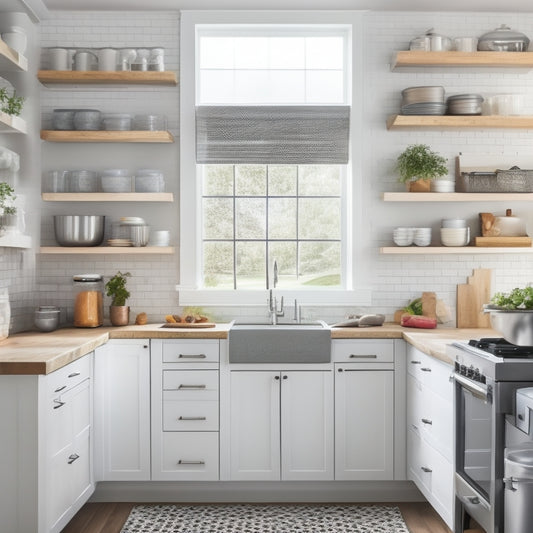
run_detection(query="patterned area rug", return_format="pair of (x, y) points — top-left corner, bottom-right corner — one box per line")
(120, 504), (410, 532)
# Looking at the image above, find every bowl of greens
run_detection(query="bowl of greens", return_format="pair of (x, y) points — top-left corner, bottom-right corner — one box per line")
(486, 287), (533, 345)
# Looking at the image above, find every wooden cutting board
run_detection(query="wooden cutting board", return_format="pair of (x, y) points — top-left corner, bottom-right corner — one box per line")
(475, 236), (532, 247)
(456, 268), (492, 328)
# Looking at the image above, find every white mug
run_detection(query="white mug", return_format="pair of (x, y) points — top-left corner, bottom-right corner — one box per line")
(97, 48), (117, 71)
(49, 47), (69, 70)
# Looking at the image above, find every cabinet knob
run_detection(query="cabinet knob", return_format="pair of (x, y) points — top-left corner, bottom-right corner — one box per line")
(274, 375), (280, 380)
(421, 367), (432, 372)
(68, 372), (81, 378)
(67, 453), (80, 464)
(420, 466), (432, 473)
(410, 360), (421, 365)
(282, 375), (288, 380)
(421, 418), (433, 425)
(178, 460), (205, 465)
(143, 345), (148, 349)
(53, 399), (66, 410)
(337, 368), (344, 372)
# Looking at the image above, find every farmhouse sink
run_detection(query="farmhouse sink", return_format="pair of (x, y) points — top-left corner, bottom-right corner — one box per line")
(228, 320), (331, 363)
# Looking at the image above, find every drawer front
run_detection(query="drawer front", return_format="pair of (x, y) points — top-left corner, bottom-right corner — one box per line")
(332, 340), (394, 363)
(47, 353), (91, 396)
(160, 432), (219, 480)
(406, 348), (430, 380)
(162, 340), (219, 363)
(163, 399), (219, 431)
(163, 370), (219, 400)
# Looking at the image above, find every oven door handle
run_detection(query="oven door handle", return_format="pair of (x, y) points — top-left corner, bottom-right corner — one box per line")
(454, 373), (492, 403)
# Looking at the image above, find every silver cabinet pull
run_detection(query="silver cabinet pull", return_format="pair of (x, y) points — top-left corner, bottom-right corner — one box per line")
(421, 466), (432, 473)
(178, 460), (205, 465)
(177, 384), (206, 390)
(67, 453), (80, 464)
(350, 354), (377, 359)
(467, 496), (480, 505)
(68, 372), (81, 378)
(54, 385), (67, 393)
(178, 416), (207, 421)
(421, 418), (433, 425)
(53, 399), (66, 409)
(421, 367), (432, 372)
(410, 360), (421, 364)
(178, 353), (206, 359)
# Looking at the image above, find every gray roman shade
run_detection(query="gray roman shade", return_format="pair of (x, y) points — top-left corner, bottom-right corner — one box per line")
(196, 105), (350, 164)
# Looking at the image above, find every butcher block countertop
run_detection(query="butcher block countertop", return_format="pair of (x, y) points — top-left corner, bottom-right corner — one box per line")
(0, 322), (499, 374)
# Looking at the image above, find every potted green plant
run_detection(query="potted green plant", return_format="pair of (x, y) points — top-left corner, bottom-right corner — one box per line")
(396, 144), (448, 192)
(0, 88), (24, 117)
(0, 182), (17, 234)
(105, 271), (131, 326)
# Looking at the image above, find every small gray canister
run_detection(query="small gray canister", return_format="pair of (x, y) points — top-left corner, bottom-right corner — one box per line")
(504, 446), (533, 533)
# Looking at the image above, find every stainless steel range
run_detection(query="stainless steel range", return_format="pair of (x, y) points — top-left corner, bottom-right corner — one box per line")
(448, 338), (533, 533)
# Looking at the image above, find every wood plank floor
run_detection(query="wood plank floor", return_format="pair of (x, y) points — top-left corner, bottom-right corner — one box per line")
(61, 501), (452, 533)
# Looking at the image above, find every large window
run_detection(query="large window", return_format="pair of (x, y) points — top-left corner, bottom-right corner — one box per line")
(180, 11), (366, 306)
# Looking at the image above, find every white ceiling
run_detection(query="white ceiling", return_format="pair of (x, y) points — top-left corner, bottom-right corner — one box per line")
(34, 0), (533, 12)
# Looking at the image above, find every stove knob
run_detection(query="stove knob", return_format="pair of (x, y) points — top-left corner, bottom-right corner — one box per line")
(480, 374), (486, 384)
(473, 368), (481, 381)
(467, 365), (475, 378)
(460, 364), (467, 375)
(455, 361), (460, 372)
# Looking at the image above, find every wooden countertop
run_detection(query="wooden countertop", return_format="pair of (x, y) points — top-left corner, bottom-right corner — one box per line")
(0, 322), (499, 374)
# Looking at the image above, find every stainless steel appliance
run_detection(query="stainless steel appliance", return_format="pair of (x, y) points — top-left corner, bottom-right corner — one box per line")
(448, 338), (533, 533)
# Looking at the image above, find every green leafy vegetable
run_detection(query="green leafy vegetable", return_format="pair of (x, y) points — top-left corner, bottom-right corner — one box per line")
(490, 287), (533, 310)
(403, 297), (423, 315)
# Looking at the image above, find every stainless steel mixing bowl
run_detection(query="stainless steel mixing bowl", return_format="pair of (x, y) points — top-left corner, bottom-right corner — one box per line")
(53, 215), (105, 246)
(489, 309), (533, 346)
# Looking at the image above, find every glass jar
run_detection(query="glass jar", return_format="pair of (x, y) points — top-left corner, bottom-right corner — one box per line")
(73, 274), (103, 327)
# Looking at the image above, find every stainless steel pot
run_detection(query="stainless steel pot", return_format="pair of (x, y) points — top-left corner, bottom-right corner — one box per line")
(53, 215), (105, 246)
(478, 24), (530, 52)
(488, 309), (533, 345)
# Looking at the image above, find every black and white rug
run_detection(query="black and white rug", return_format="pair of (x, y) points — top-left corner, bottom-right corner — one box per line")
(120, 504), (410, 532)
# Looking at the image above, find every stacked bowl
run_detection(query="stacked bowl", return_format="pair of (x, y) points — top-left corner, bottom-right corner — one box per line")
(447, 94), (484, 115)
(413, 227), (432, 246)
(440, 219), (470, 246)
(401, 86), (446, 116)
(393, 227), (415, 246)
(100, 169), (132, 192)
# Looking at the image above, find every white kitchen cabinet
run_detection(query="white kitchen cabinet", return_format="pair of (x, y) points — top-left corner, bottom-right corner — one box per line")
(94, 339), (151, 481)
(0, 352), (94, 533)
(151, 339), (220, 481)
(406, 344), (454, 529)
(335, 364), (394, 480)
(229, 370), (333, 481)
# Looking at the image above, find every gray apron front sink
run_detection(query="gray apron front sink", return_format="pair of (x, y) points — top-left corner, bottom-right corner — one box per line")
(228, 322), (331, 363)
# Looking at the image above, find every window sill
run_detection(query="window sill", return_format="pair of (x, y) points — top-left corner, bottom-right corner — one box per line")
(176, 287), (372, 307)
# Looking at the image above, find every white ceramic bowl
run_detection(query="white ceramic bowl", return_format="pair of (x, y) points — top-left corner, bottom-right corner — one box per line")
(440, 227), (470, 246)
(442, 219), (467, 228)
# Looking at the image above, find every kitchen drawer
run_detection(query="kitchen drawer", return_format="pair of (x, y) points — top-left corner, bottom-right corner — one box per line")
(48, 378), (91, 456)
(46, 353), (91, 396)
(159, 432), (219, 480)
(407, 347), (453, 399)
(163, 399), (219, 431)
(162, 340), (219, 364)
(162, 370), (219, 399)
(407, 427), (453, 527)
(332, 340), (394, 363)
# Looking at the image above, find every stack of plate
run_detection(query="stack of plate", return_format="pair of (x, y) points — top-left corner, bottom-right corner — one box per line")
(401, 86), (446, 115)
(447, 94), (484, 115)
(107, 238), (132, 247)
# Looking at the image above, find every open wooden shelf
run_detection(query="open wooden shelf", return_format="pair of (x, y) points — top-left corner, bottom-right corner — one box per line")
(40, 130), (174, 143)
(37, 70), (178, 86)
(0, 39), (27, 71)
(383, 192), (533, 202)
(40, 246), (175, 255)
(391, 51), (533, 70)
(387, 115), (533, 130)
(0, 112), (27, 134)
(380, 246), (533, 255)
(42, 192), (174, 202)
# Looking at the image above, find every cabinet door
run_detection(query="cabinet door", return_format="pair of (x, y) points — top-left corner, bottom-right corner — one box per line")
(94, 340), (151, 481)
(229, 371), (280, 480)
(47, 378), (93, 533)
(281, 371), (333, 481)
(335, 366), (394, 480)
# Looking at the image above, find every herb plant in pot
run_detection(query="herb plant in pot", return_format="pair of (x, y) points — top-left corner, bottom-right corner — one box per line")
(396, 144), (448, 192)
(0, 181), (17, 235)
(105, 271), (131, 326)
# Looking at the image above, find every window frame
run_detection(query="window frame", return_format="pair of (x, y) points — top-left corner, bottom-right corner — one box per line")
(179, 10), (369, 306)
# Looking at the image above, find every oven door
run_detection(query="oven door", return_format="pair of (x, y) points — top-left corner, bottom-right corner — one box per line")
(455, 373), (494, 501)
(454, 372), (497, 533)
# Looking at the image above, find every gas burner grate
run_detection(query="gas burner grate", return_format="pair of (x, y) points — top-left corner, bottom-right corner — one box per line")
(469, 338), (533, 357)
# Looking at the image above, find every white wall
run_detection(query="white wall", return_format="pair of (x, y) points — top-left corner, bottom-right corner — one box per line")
(14, 9), (533, 329)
